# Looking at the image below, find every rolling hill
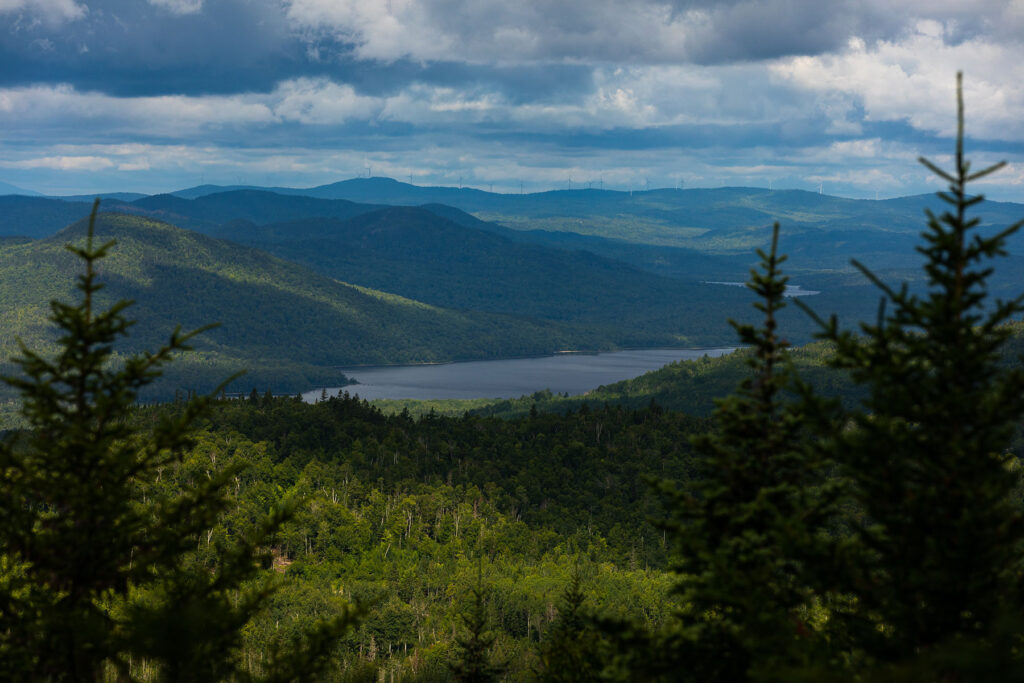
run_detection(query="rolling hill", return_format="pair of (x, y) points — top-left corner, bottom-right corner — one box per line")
(210, 206), (765, 341)
(0, 213), (626, 399)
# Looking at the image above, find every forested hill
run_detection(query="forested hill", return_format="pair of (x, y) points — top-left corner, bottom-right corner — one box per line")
(211, 205), (782, 346)
(0, 213), (623, 399)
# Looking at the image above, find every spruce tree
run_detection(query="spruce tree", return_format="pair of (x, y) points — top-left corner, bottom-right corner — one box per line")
(449, 567), (505, 683)
(0, 201), (356, 680)
(661, 223), (835, 681)
(536, 567), (602, 682)
(802, 72), (1024, 672)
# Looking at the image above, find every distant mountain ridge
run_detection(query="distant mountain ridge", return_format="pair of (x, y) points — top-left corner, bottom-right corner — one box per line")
(166, 177), (1024, 263)
(0, 180), (42, 196)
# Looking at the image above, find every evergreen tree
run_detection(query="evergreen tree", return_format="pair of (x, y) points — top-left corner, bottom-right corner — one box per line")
(536, 567), (602, 682)
(449, 567), (505, 683)
(660, 223), (835, 681)
(802, 72), (1024, 673)
(0, 201), (356, 681)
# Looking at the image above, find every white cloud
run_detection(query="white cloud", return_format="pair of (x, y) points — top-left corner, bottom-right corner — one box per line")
(0, 84), (277, 135)
(772, 22), (1024, 140)
(271, 78), (381, 124)
(0, 0), (86, 23)
(1, 155), (115, 170)
(147, 0), (203, 15)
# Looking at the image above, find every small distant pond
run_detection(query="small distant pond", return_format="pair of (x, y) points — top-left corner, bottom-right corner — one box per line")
(302, 347), (736, 402)
(704, 281), (821, 297)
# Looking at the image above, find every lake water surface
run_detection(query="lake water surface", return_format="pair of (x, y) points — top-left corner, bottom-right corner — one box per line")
(302, 347), (736, 402)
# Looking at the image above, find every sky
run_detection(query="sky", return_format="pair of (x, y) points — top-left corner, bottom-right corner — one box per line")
(1, 0), (1024, 199)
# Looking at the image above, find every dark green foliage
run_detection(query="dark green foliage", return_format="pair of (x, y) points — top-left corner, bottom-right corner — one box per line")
(0, 201), (356, 680)
(659, 224), (834, 681)
(801, 73), (1024, 672)
(0, 200), (221, 680)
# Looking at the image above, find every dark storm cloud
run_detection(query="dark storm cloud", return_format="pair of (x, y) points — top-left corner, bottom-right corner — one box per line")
(674, 0), (1024, 63)
(0, 0), (599, 102)
(8, 0), (1013, 99)
(0, 0), (307, 94)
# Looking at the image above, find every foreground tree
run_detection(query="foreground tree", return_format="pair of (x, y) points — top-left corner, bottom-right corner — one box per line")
(0, 202), (355, 681)
(659, 223), (836, 681)
(801, 72), (1024, 675)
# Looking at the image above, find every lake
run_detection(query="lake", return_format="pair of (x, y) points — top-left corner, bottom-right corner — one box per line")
(302, 347), (736, 402)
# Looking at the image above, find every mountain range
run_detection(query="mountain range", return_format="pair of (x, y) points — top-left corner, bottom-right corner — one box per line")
(1, 178), (1020, 398)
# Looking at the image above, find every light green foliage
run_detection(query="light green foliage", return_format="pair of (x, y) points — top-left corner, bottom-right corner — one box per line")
(141, 390), (682, 680)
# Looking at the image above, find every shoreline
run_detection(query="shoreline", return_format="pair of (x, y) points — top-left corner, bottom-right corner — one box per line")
(326, 344), (739, 372)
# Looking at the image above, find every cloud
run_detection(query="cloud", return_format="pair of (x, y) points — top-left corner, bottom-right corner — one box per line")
(0, 0), (302, 96)
(772, 21), (1024, 140)
(0, 0), (87, 22)
(283, 0), (1021, 65)
(147, 0), (203, 15)
(2, 1), (1023, 201)
(272, 78), (380, 124)
(1, 155), (116, 170)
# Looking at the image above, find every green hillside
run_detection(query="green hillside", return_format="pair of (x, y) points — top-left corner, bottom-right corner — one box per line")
(0, 213), (622, 399)
(216, 207), (779, 343)
(212, 206), (889, 347)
